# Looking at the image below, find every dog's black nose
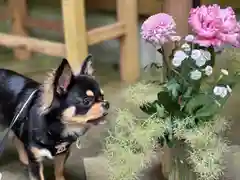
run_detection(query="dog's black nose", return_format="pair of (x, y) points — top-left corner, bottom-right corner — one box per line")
(102, 101), (110, 109)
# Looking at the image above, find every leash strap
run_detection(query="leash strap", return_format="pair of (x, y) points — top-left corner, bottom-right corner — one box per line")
(0, 88), (39, 157)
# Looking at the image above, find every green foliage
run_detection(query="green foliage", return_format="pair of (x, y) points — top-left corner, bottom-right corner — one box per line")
(104, 109), (166, 180)
(104, 41), (240, 180)
(184, 94), (219, 119)
(165, 78), (181, 99)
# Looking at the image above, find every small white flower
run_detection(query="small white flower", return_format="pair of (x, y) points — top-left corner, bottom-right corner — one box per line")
(185, 34), (195, 42)
(190, 70), (202, 80)
(221, 69), (229, 76)
(213, 86), (228, 98)
(226, 85), (232, 93)
(202, 50), (211, 60)
(171, 36), (181, 42)
(174, 50), (188, 61)
(195, 56), (207, 67)
(213, 86), (223, 96)
(181, 43), (191, 52)
(204, 65), (213, 76)
(219, 88), (228, 98)
(172, 57), (183, 67)
(191, 49), (202, 60)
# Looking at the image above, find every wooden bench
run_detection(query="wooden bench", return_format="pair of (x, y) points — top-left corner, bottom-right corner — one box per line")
(0, 0), (140, 83)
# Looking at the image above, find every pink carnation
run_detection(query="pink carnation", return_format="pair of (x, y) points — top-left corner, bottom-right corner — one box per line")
(189, 4), (240, 47)
(141, 13), (177, 46)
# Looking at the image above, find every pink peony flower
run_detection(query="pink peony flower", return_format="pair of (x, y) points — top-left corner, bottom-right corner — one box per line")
(189, 4), (240, 47)
(141, 13), (177, 46)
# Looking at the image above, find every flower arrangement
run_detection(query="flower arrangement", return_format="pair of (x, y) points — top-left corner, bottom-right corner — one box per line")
(104, 4), (240, 180)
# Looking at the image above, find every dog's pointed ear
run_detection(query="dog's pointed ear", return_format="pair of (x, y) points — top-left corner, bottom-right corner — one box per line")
(79, 54), (95, 76)
(54, 58), (73, 95)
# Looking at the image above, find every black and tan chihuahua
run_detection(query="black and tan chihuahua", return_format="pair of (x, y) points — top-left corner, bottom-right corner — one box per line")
(0, 55), (109, 180)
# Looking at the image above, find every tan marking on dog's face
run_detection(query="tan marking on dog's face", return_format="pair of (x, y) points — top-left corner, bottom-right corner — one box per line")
(62, 103), (105, 124)
(86, 90), (94, 96)
(62, 106), (76, 121)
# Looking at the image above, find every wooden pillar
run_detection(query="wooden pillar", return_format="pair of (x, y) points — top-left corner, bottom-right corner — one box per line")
(164, 0), (192, 37)
(163, 0), (192, 56)
(8, 0), (31, 60)
(117, 0), (140, 83)
(161, 1), (192, 178)
(61, 0), (88, 74)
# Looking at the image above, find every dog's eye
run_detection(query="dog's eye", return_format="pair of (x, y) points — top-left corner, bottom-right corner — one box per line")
(83, 97), (93, 106)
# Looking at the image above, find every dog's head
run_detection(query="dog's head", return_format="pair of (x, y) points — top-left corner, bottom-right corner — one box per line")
(41, 55), (109, 129)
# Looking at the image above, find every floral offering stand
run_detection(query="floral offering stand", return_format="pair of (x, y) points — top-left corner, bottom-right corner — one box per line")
(103, 4), (240, 180)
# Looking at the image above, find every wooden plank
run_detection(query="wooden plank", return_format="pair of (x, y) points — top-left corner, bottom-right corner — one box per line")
(0, 32), (65, 57)
(26, 18), (125, 45)
(87, 22), (125, 45)
(117, 0), (140, 83)
(61, 0), (88, 74)
(8, 0), (32, 60)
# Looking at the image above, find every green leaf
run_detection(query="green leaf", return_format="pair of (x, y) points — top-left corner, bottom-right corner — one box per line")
(140, 101), (158, 115)
(195, 102), (219, 119)
(185, 93), (219, 118)
(156, 104), (165, 118)
(165, 79), (180, 99)
(157, 91), (181, 115)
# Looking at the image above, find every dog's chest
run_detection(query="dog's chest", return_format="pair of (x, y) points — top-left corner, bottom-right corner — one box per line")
(61, 125), (89, 137)
(45, 140), (72, 156)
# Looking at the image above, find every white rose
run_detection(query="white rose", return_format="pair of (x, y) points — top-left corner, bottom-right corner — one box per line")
(195, 56), (206, 67)
(172, 57), (183, 67)
(219, 87), (228, 98)
(226, 85), (232, 93)
(185, 35), (195, 42)
(202, 50), (211, 61)
(213, 86), (223, 96)
(181, 43), (191, 52)
(190, 70), (202, 80)
(191, 49), (202, 60)
(174, 50), (189, 61)
(221, 69), (229, 76)
(213, 86), (228, 98)
(204, 65), (213, 76)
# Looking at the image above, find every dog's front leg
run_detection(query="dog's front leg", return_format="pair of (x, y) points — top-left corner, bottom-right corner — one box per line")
(28, 160), (44, 180)
(54, 151), (70, 180)
(27, 146), (51, 180)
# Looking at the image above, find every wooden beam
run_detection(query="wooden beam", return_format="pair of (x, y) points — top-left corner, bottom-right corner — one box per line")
(87, 23), (125, 45)
(117, 0), (140, 83)
(8, 0), (32, 60)
(26, 18), (126, 45)
(61, 0), (88, 74)
(0, 33), (65, 57)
